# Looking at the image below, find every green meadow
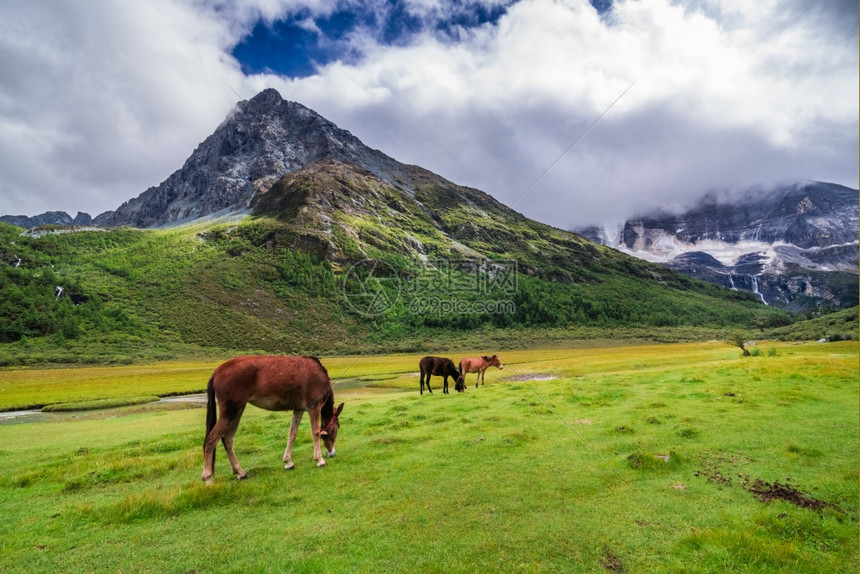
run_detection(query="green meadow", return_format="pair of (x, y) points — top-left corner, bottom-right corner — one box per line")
(0, 341), (857, 573)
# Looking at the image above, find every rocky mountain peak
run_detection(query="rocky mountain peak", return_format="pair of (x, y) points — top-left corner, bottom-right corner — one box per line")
(92, 89), (396, 228)
(248, 87), (283, 107)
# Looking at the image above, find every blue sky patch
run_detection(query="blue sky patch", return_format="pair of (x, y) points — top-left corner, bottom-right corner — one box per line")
(589, 0), (613, 15)
(232, 1), (516, 78)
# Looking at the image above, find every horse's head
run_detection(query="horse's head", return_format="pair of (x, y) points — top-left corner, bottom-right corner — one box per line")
(452, 360), (466, 392)
(486, 355), (503, 370)
(320, 402), (344, 458)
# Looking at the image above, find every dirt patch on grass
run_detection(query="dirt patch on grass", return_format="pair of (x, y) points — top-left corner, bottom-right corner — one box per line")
(695, 451), (847, 516)
(738, 476), (831, 513)
(695, 451), (754, 488)
(600, 546), (625, 573)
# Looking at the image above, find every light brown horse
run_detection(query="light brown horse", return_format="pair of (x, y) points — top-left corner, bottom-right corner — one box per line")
(458, 355), (504, 388)
(201, 355), (344, 484)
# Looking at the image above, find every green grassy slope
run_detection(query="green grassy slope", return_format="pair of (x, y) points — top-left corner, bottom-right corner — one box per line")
(768, 306), (858, 342)
(0, 180), (801, 366)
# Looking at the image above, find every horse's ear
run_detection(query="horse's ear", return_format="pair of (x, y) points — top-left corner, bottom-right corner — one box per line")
(335, 402), (344, 417)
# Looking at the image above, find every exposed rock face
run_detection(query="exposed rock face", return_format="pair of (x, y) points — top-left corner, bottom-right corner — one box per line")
(93, 88), (417, 228)
(576, 182), (858, 309)
(0, 211), (92, 229)
(89, 87), (560, 269)
(617, 182), (857, 250)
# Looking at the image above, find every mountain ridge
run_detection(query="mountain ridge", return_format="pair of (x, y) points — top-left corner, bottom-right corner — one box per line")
(3, 88), (855, 315)
(0, 211), (93, 229)
(575, 181), (858, 309)
(82, 88), (618, 282)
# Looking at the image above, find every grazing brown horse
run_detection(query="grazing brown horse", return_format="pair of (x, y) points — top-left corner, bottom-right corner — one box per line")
(419, 356), (465, 394)
(201, 355), (344, 484)
(458, 355), (504, 388)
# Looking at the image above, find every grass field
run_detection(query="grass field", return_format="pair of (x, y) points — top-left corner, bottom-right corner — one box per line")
(0, 341), (856, 573)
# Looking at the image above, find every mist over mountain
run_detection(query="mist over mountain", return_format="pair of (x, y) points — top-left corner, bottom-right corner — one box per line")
(575, 182), (859, 310)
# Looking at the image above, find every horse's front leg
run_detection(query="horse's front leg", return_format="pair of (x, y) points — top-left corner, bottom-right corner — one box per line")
(443, 376), (449, 394)
(283, 410), (303, 470)
(308, 406), (326, 467)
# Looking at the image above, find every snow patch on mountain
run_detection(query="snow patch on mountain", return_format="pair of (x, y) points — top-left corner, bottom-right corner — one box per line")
(575, 182), (858, 309)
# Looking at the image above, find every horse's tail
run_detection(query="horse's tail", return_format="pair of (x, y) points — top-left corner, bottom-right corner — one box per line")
(204, 375), (216, 464)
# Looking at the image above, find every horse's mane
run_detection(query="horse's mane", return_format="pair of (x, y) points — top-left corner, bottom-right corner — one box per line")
(306, 356), (334, 424)
(320, 391), (334, 425)
(304, 355), (329, 376)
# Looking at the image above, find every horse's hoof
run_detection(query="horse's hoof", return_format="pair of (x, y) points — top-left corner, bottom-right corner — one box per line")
(316, 460), (327, 468)
(237, 472), (250, 480)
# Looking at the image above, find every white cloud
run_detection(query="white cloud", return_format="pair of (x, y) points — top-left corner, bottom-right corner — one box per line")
(0, 0), (245, 216)
(0, 0), (856, 230)
(281, 0), (857, 226)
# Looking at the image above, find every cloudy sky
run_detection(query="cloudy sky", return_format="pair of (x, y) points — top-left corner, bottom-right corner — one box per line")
(1, 0), (857, 229)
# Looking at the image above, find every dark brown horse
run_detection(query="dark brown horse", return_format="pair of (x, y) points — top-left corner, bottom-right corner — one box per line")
(458, 355), (504, 388)
(419, 356), (465, 394)
(201, 355), (344, 484)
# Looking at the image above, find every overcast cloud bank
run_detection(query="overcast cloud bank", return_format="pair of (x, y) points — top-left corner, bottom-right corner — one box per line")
(0, 0), (856, 229)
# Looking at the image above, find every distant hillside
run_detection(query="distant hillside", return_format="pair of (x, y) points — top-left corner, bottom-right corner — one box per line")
(768, 306), (858, 342)
(0, 212), (796, 366)
(0, 89), (816, 365)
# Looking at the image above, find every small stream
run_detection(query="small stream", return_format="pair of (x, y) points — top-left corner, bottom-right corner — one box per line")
(0, 393), (207, 426)
(0, 377), (415, 426)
